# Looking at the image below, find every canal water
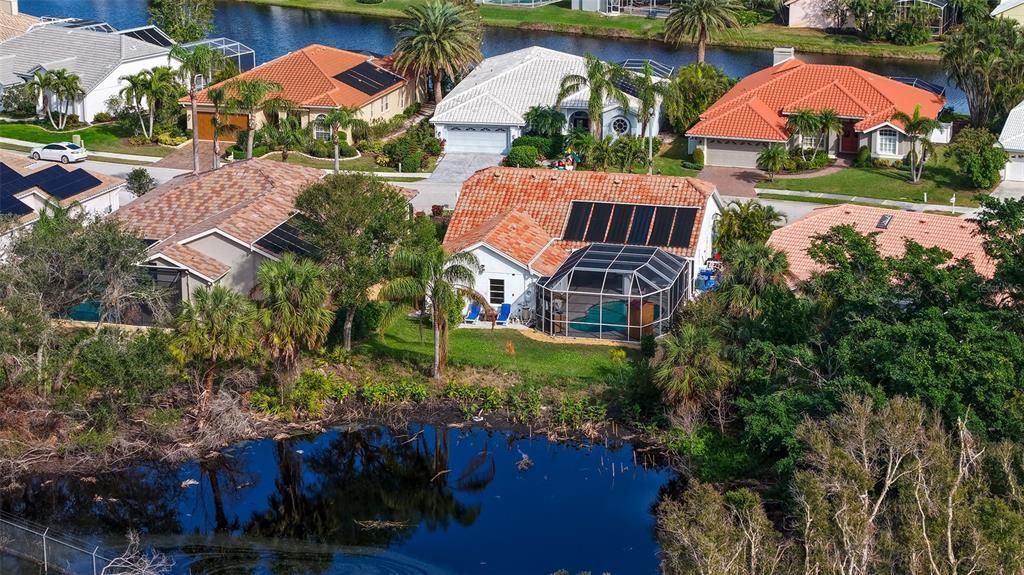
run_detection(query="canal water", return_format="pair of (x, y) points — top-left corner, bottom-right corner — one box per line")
(0, 425), (674, 574)
(19, 0), (967, 110)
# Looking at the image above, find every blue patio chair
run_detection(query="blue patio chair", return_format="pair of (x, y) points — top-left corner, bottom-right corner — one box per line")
(495, 303), (512, 325)
(464, 302), (482, 323)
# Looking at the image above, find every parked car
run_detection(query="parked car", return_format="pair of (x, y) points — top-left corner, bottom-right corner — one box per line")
(30, 142), (89, 163)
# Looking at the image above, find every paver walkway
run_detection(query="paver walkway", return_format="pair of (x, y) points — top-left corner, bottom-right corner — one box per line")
(698, 158), (853, 197)
(0, 136), (162, 163)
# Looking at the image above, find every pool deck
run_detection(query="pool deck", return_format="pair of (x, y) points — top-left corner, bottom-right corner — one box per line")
(456, 322), (641, 348)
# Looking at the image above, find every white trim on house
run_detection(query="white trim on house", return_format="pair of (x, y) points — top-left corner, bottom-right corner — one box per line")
(875, 127), (900, 157)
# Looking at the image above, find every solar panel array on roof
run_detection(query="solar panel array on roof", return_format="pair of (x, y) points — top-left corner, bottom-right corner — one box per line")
(119, 26), (175, 48)
(335, 62), (404, 97)
(0, 162), (103, 217)
(254, 220), (315, 258)
(561, 201), (701, 249)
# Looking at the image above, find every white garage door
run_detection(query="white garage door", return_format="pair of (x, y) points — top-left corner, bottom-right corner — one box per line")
(705, 139), (767, 169)
(444, 125), (510, 154)
(1007, 156), (1024, 181)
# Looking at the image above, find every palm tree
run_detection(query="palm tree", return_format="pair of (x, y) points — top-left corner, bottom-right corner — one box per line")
(523, 105), (566, 138)
(119, 72), (152, 139)
(890, 104), (941, 183)
(785, 109), (821, 161)
(664, 0), (742, 64)
(654, 323), (731, 411)
(392, 1), (482, 104)
(756, 144), (789, 182)
(715, 200), (785, 254)
(816, 108), (842, 155)
(556, 54), (631, 140)
(252, 255), (334, 396)
(612, 135), (647, 173)
(228, 78), (284, 159)
(261, 116), (310, 162)
(170, 44), (224, 174)
(717, 241), (790, 319)
(207, 86), (234, 170)
(49, 70), (84, 130)
(24, 70), (57, 129)
(121, 67), (178, 141)
(590, 135), (616, 171)
(317, 106), (359, 174)
(379, 247), (484, 381)
(175, 285), (259, 400)
(626, 61), (670, 173)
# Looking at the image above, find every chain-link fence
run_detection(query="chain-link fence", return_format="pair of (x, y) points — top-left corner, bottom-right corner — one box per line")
(0, 512), (114, 574)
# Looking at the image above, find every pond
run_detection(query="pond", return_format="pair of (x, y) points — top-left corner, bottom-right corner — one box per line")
(0, 425), (675, 574)
(20, 0), (967, 111)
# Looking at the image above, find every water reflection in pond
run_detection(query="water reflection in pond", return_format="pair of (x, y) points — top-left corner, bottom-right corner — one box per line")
(1, 425), (673, 574)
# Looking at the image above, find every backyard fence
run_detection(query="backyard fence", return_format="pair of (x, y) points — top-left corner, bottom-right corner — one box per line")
(0, 512), (116, 574)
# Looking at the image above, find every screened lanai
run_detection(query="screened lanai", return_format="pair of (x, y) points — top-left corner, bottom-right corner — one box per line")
(535, 244), (692, 342)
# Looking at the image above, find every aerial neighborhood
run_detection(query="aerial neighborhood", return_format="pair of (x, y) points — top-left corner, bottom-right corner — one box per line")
(2, 0), (1024, 572)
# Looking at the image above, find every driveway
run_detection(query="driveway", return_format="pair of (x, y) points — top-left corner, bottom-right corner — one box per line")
(70, 160), (187, 185)
(962, 179), (1024, 219)
(697, 166), (764, 198)
(402, 152), (504, 212)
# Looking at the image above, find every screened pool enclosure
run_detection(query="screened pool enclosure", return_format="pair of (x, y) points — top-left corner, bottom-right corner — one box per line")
(535, 244), (692, 341)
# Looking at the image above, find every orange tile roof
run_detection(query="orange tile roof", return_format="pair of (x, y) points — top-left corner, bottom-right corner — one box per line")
(688, 58), (945, 142)
(767, 205), (995, 285)
(444, 168), (718, 276)
(188, 44), (405, 109)
(159, 242), (230, 281)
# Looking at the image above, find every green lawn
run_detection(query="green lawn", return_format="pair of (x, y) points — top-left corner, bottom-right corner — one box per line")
(651, 138), (700, 177)
(236, 0), (940, 60)
(360, 316), (626, 389)
(264, 151), (435, 173)
(758, 148), (982, 208)
(0, 122), (172, 157)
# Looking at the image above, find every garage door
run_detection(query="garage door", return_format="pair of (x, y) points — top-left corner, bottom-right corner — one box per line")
(444, 125), (509, 154)
(705, 139), (767, 169)
(1007, 156), (1024, 181)
(195, 112), (249, 141)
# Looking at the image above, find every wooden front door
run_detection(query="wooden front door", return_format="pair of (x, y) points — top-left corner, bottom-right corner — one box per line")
(195, 112), (249, 141)
(840, 121), (859, 154)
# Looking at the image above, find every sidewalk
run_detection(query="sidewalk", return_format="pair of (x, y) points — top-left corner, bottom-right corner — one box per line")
(0, 136), (161, 163)
(754, 187), (974, 214)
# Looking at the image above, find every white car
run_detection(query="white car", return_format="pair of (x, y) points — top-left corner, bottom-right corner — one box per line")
(30, 142), (89, 164)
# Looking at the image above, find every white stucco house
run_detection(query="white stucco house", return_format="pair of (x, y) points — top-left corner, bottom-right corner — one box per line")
(431, 46), (665, 154)
(999, 100), (1024, 182)
(443, 168), (722, 341)
(0, 25), (177, 123)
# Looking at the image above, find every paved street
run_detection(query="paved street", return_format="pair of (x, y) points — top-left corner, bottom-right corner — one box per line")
(75, 160), (188, 185)
(402, 152), (504, 212)
(961, 179), (1024, 219)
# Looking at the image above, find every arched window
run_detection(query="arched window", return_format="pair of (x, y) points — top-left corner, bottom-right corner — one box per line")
(611, 116), (631, 135)
(314, 114), (331, 141)
(569, 111), (590, 132)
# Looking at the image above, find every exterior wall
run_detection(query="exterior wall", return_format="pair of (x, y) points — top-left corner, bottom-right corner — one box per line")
(692, 194), (723, 272)
(74, 55), (178, 123)
(433, 124), (520, 154)
(862, 127), (914, 160)
(467, 245), (536, 320)
(788, 0), (855, 28)
(185, 233), (267, 295)
(559, 105), (653, 138)
(701, 138), (769, 168)
(997, 4), (1024, 24)
(572, 0), (603, 12)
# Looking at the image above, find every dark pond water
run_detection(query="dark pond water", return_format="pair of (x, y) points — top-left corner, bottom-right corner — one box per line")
(19, 0), (967, 110)
(0, 425), (674, 574)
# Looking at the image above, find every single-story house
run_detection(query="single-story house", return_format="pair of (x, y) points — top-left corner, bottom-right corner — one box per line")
(443, 168), (722, 341)
(0, 149), (129, 252)
(999, 99), (1024, 181)
(0, 25), (177, 123)
(992, 0), (1024, 24)
(183, 44), (418, 142)
(767, 204), (995, 286)
(687, 48), (945, 169)
(0, 0), (37, 43)
(431, 46), (664, 155)
(787, 0), (953, 33)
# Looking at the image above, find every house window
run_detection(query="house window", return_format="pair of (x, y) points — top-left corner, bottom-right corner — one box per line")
(489, 278), (505, 305)
(383, 97), (390, 112)
(801, 134), (817, 149)
(569, 111), (590, 132)
(313, 114), (331, 141)
(611, 116), (630, 135)
(877, 128), (898, 156)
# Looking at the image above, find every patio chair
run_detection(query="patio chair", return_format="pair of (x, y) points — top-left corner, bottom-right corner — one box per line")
(495, 303), (512, 325)
(464, 302), (482, 323)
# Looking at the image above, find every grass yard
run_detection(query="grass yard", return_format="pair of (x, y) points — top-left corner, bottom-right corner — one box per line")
(0, 122), (172, 157)
(758, 147), (982, 208)
(361, 316), (628, 390)
(651, 138), (699, 177)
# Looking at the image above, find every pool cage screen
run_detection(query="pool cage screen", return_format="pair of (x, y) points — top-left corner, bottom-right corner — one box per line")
(535, 244), (692, 342)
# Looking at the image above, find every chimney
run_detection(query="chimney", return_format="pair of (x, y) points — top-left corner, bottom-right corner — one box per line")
(773, 47), (795, 66)
(0, 0), (18, 16)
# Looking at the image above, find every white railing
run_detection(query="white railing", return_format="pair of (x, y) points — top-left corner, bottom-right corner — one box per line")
(0, 512), (115, 575)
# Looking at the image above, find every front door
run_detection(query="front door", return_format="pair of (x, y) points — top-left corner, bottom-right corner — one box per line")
(840, 122), (859, 154)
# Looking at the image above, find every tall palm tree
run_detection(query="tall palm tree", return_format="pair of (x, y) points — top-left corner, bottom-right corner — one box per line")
(556, 53), (631, 140)
(261, 116), (310, 162)
(664, 0), (742, 64)
(317, 106), (359, 174)
(207, 86), (234, 170)
(119, 72), (152, 139)
(170, 44), (224, 174)
(175, 285), (259, 400)
(49, 70), (84, 130)
(379, 247), (484, 381)
(816, 108), (842, 155)
(120, 67), (178, 141)
(392, 1), (482, 104)
(785, 108), (821, 161)
(24, 70), (57, 129)
(890, 104), (941, 183)
(228, 78), (284, 159)
(717, 241), (790, 319)
(252, 255), (334, 396)
(627, 61), (670, 173)
(715, 200), (785, 254)
(654, 323), (731, 410)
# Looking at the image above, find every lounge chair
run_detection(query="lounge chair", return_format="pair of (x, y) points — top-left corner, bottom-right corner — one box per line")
(464, 303), (482, 323)
(495, 303), (512, 325)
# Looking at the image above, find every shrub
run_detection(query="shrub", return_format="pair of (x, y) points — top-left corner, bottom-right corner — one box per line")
(854, 145), (872, 167)
(157, 132), (188, 146)
(947, 127), (1008, 189)
(250, 385), (284, 416)
(92, 112), (113, 123)
(0, 85), (37, 117)
(360, 377), (431, 407)
(339, 142), (358, 158)
(424, 137), (442, 156)
(128, 135), (151, 146)
(291, 370), (355, 417)
(401, 151), (424, 172)
(357, 139), (385, 155)
(505, 145), (538, 167)
(891, 20), (931, 46)
(556, 395), (607, 428)
(506, 385), (543, 423)
(402, 102), (422, 117)
(512, 135), (564, 159)
(444, 381), (505, 417)
(736, 8), (769, 26)
(306, 139), (333, 158)
(125, 167), (157, 197)
(680, 160), (704, 171)
(640, 334), (657, 358)
(692, 147), (704, 167)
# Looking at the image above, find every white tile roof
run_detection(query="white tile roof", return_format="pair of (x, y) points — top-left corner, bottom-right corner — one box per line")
(993, 0), (1024, 16)
(431, 46), (637, 127)
(1000, 100), (1024, 152)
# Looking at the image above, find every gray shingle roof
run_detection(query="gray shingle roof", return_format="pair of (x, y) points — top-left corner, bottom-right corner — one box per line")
(0, 26), (169, 91)
(431, 46), (638, 127)
(1000, 100), (1024, 152)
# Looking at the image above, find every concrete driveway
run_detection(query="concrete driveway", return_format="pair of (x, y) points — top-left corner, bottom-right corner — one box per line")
(76, 160), (188, 185)
(962, 179), (1024, 219)
(403, 152), (504, 212)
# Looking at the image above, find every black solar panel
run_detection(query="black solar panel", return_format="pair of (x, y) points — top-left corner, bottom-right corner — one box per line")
(627, 206), (655, 245)
(43, 169), (102, 199)
(563, 202), (593, 241)
(255, 221), (315, 258)
(335, 62), (404, 96)
(648, 206), (675, 246)
(0, 163), (103, 216)
(585, 202), (613, 242)
(1, 163), (34, 216)
(605, 204), (633, 244)
(121, 27), (175, 48)
(668, 208), (698, 248)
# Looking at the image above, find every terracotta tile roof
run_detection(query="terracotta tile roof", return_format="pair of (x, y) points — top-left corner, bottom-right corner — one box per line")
(0, 149), (123, 223)
(688, 58), (945, 141)
(444, 168), (718, 275)
(188, 44), (405, 109)
(767, 205), (995, 285)
(159, 242), (230, 281)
